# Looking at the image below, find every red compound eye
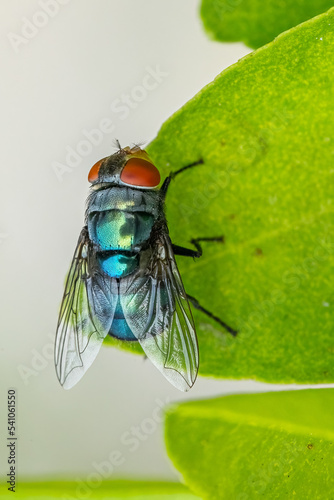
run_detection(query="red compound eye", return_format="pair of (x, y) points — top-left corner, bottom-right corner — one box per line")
(120, 157), (160, 188)
(88, 158), (106, 183)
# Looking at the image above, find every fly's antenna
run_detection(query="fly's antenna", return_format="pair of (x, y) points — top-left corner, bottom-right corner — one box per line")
(113, 139), (122, 151)
(113, 139), (147, 153)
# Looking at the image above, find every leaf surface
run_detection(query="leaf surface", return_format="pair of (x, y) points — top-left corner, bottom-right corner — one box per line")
(165, 389), (334, 499)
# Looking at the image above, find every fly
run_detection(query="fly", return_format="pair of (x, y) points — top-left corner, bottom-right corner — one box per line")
(54, 144), (237, 391)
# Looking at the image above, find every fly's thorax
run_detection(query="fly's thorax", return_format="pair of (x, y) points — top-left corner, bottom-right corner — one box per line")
(86, 185), (161, 217)
(86, 185), (163, 251)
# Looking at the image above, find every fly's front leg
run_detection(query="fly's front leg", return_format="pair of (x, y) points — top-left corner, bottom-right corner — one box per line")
(161, 159), (203, 198)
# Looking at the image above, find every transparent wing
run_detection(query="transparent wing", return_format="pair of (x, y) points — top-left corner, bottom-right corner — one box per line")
(55, 227), (117, 389)
(120, 233), (199, 391)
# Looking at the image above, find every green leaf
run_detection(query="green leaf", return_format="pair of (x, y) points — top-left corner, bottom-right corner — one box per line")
(104, 332), (143, 354)
(144, 9), (334, 384)
(165, 389), (334, 499)
(2, 480), (200, 499)
(200, 0), (334, 48)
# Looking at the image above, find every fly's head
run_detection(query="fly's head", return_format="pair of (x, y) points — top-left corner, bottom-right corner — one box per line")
(88, 145), (161, 191)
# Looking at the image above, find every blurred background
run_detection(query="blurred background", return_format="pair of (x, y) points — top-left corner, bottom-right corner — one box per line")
(1, 0), (319, 483)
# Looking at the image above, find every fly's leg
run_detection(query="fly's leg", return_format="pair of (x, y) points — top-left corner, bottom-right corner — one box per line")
(161, 159), (204, 198)
(172, 236), (224, 259)
(187, 294), (238, 337)
(173, 236), (238, 337)
(162, 160), (236, 335)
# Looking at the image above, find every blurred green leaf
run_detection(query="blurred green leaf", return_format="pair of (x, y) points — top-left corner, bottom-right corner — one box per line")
(0, 480), (200, 499)
(200, 0), (334, 48)
(165, 389), (334, 499)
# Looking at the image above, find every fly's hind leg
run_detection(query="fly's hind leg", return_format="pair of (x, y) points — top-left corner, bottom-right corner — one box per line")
(173, 236), (238, 337)
(162, 158), (237, 336)
(187, 294), (237, 337)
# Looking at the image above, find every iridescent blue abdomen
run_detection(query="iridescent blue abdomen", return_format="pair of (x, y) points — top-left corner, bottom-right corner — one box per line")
(112, 295), (137, 341)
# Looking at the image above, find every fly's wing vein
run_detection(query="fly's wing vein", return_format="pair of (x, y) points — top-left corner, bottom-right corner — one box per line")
(120, 232), (199, 391)
(54, 227), (117, 389)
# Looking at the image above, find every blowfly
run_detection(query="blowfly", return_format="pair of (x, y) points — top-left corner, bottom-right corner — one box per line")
(55, 144), (237, 391)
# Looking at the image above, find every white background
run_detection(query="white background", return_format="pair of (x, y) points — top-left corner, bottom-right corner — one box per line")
(0, 0), (319, 485)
